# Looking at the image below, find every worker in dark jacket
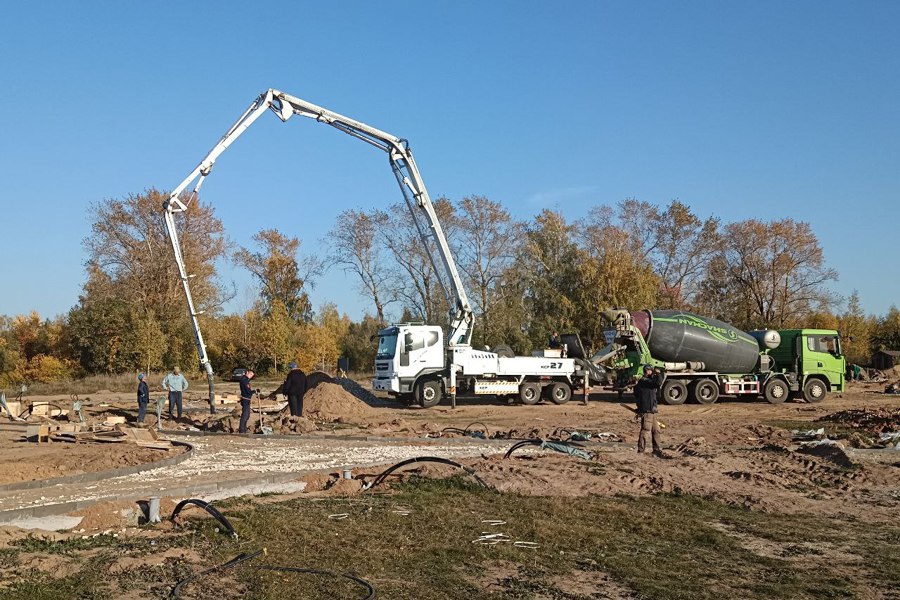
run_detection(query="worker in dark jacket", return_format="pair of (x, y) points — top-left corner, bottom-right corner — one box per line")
(634, 365), (665, 456)
(272, 362), (308, 417)
(238, 369), (255, 434)
(548, 331), (561, 349)
(136, 373), (150, 425)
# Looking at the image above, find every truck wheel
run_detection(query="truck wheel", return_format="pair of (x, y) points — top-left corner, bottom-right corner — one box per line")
(802, 378), (828, 403)
(690, 379), (719, 404)
(661, 380), (688, 405)
(764, 378), (789, 404)
(416, 379), (442, 408)
(519, 382), (542, 405)
(548, 382), (572, 405)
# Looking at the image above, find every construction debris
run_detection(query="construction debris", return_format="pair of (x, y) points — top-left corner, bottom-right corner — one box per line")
(818, 408), (900, 434)
(39, 422), (177, 450)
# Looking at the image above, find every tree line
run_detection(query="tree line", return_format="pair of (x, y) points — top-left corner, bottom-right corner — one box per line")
(0, 189), (891, 386)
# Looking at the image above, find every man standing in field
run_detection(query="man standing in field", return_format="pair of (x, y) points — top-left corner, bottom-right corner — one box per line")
(136, 373), (150, 425)
(238, 369), (255, 434)
(634, 365), (666, 457)
(162, 366), (189, 420)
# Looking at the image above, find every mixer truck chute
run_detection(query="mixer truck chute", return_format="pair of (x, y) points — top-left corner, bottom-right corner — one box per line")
(597, 310), (844, 405)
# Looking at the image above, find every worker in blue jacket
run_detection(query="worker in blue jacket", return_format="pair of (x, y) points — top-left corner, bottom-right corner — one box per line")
(136, 373), (150, 424)
(238, 369), (256, 434)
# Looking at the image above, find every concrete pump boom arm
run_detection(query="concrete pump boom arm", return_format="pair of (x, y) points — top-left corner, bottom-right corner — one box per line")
(162, 89), (474, 395)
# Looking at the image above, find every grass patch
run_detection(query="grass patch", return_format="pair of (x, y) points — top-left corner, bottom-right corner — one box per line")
(1, 484), (896, 599)
(11, 534), (126, 555)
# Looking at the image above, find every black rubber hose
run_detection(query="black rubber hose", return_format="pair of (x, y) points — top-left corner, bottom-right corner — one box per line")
(440, 427), (468, 435)
(27, 402), (65, 418)
(171, 550), (263, 597)
(368, 456), (489, 489)
(170, 499), (236, 537)
(503, 439), (543, 459)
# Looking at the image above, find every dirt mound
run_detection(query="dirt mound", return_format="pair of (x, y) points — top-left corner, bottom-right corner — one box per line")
(275, 415), (317, 434)
(304, 382), (382, 423)
(818, 408), (900, 434)
(797, 442), (855, 469)
(69, 498), (178, 531)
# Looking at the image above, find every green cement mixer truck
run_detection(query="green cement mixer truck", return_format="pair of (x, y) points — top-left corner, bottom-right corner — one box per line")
(597, 309), (845, 405)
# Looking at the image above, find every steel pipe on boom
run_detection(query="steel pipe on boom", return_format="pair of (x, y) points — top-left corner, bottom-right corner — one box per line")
(162, 89), (474, 406)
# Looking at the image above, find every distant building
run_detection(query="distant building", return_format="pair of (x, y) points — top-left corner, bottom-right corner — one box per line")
(872, 350), (900, 370)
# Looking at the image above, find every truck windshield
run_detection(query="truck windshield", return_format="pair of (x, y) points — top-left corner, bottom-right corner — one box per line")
(377, 334), (398, 360)
(808, 335), (839, 355)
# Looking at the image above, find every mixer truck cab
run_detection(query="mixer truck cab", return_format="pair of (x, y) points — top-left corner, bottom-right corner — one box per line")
(764, 329), (845, 403)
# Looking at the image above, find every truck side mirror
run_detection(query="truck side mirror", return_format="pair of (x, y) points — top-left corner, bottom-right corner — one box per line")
(404, 332), (413, 352)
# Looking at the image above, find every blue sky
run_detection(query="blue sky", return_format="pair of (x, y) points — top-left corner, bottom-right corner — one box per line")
(1, 1), (897, 321)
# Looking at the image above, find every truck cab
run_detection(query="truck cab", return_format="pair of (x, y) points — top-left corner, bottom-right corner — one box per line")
(768, 329), (845, 400)
(372, 324), (444, 396)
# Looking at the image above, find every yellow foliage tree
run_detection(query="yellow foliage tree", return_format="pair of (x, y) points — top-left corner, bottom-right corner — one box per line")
(15, 354), (76, 383)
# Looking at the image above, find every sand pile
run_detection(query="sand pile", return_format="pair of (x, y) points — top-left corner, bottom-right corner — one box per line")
(797, 441), (855, 469)
(304, 382), (383, 423)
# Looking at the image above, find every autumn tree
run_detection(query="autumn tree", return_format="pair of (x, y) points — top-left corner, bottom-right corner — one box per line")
(516, 210), (582, 349)
(235, 229), (320, 323)
(73, 189), (228, 373)
(294, 304), (349, 372)
(257, 300), (296, 373)
(574, 220), (660, 350)
(381, 198), (457, 324)
(873, 306), (900, 353)
(838, 291), (874, 365)
(695, 219), (837, 329)
(592, 199), (719, 308)
(328, 209), (392, 324)
(339, 314), (382, 372)
(453, 196), (522, 348)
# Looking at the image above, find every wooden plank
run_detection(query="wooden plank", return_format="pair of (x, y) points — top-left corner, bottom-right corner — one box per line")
(136, 441), (174, 450)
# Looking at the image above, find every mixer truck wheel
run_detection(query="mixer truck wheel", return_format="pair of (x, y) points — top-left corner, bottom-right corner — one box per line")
(661, 380), (688, 405)
(548, 382), (572, 405)
(690, 379), (719, 404)
(519, 382), (542, 405)
(802, 378), (828, 403)
(416, 379), (443, 408)
(763, 378), (789, 404)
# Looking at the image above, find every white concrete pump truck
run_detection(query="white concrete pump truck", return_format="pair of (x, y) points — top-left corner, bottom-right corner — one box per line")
(161, 89), (596, 410)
